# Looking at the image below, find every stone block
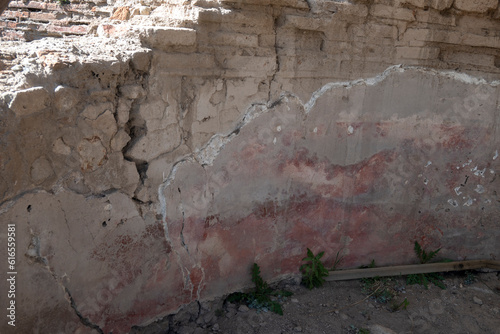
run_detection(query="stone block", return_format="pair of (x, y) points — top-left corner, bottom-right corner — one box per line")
(120, 84), (146, 99)
(285, 15), (329, 31)
(153, 52), (219, 76)
(198, 8), (273, 29)
(77, 137), (107, 172)
(219, 55), (276, 77)
(84, 152), (139, 196)
(125, 125), (182, 162)
(442, 51), (495, 67)
(454, 0), (498, 13)
(402, 28), (461, 45)
(110, 6), (130, 20)
(111, 130), (131, 152)
(30, 156), (54, 184)
(219, 0), (308, 8)
(334, 2), (369, 17)
(46, 24), (88, 35)
(415, 9), (456, 26)
(54, 85), (80, 112)
(96, 24), (132, 38)
(398, 0), (454, 11)
(82, 102), (114, 120)
(8, 87), (50, 116)
(370, 4), (416, 21)
(2, 10), (29, 19)
(92, 110), (118, 145)
(116, 98), (132, 126)
(140, 27), (196, 49)
(461, 33), (500, 48)
(30, 12), (60, 21)
(395, 46), (441, 60)
(209, 31), (259, 47)
(52, 137), (71, 156)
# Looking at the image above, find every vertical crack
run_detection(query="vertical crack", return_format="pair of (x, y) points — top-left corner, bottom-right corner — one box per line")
(269, 8), (282, 103)
(65, 287), (105, 334)
(178, 187), (189, 254)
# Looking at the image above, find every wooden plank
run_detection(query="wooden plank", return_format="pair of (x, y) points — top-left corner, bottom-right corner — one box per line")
(326, 260), (500, 281)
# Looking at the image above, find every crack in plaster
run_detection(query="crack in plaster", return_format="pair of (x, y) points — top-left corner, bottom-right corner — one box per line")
(156, 63), (500, 303)
(26, 231), (104, 333)
(304, 65), (500, 114)
(65, 287), (105, 334)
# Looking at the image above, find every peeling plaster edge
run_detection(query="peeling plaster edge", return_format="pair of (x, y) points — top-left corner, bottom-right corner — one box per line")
(155, 63), (500, 300)
(157, 64), (500, 222)
(304, 64), (500, 113)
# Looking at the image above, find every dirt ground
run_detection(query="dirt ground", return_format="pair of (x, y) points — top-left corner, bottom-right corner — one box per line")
(136, 270), (500, 334)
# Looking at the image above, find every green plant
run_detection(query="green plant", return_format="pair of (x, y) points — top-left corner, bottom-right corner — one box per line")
(391, 297), (409, 311)
(406, 241), (446, 289)
(464, 271), (476, 285)
(300, 248), (330, 289)
(359, 260), (397, 304)
(348, 325), (370, 334)
(361, 276), (395, 304)
(226, 263), (292, 315)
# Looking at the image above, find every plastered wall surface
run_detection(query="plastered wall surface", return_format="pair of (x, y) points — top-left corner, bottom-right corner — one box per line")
(0, 0), (500, 333)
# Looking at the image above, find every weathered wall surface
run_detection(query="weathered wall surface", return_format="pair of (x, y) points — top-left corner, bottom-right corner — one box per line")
(0, 0), (500, 333)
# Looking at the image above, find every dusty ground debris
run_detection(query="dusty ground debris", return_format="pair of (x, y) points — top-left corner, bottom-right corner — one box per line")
(132, 271), (500, 334)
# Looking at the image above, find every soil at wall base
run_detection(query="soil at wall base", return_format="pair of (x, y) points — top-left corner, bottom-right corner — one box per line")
(132, 271), (500, 334)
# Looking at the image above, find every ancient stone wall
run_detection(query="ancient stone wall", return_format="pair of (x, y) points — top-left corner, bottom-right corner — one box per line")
(0, 0), (500, 333)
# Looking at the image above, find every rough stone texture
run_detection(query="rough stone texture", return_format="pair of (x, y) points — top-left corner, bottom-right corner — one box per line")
(1, 0), (500, 333)
(454, 0), (498, 13)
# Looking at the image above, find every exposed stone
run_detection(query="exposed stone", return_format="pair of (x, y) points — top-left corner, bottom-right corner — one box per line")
(92, 110), (118, 145)
(83, 152), (139, 196)
(52, 137), (71, 156)
(111, 6), (130, 20)
(111, 129), (131, 152)
(126, 125), (182, 162)
(77, 137), (107, 172)
(117, 97), (132, 126)
(30, 156), (54, 184)
(8, 87), (50, 116)
(54, 85), (80, 112)
(454, 0), (498, 13)
(140, 27), (197, 49)
(82, 102), (114, 120)
(120, 84), (146, 99)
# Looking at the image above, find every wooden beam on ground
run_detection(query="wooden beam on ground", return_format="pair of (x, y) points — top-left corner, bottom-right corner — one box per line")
(326, 260), (500, 281)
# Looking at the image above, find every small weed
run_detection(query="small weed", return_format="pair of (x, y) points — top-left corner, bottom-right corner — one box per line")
(406, 241), (446, 289)
(331, 248), (345, 270)
(361, 276), (395, 304)
(464, 271), (476, 285)
(300, 248), (329, 289)
(226, 263), (292, 315)
(360, 261), (396, 304)
(347, 324), (370, 334)
(391, 297), (409, 312)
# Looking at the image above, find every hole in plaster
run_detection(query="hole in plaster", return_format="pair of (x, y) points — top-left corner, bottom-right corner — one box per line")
(27, 205), (32, 212)
(102, 221), (107, 227)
